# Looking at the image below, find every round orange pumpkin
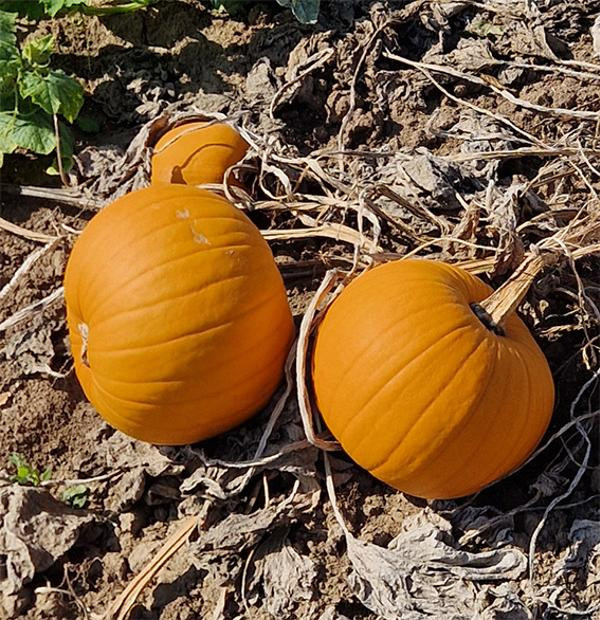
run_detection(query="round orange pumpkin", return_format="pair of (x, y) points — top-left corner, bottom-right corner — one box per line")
(312, 259), (554, 499)
(65, 184), (294, 445)
(151, 121), (249, 186)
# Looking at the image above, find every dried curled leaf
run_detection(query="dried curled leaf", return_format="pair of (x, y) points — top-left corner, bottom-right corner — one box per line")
(249, 528), (316, 616)
(346, 511), (527, 619)
(189, 491), (318, 585)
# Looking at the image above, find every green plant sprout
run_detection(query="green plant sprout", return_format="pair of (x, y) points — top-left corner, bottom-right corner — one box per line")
(61, 484), (89, 508)
(8, 452), (52, 486)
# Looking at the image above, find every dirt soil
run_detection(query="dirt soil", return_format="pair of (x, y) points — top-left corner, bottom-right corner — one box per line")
(1, 1), (599, 619)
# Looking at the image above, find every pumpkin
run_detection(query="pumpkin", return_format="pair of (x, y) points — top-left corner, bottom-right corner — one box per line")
(151, 121), (249, 186)
(311, 259), (554, 499)
(65, 184), (294, 445)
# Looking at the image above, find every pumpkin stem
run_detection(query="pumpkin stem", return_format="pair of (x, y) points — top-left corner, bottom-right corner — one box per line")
(470, 303), (505, 336)
(478, 253), (554, 329)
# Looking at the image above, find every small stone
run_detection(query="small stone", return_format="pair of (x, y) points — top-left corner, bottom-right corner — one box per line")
(118, 510), (146, 537)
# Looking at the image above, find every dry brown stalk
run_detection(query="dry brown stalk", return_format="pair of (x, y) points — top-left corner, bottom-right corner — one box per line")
(0, 286), (64, 333)
(106, 515), (199, 620)
(0, 216), (59, 242)
(0, 183), (101, 208)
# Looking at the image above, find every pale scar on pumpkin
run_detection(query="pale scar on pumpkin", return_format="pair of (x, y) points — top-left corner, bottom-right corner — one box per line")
(176, 209), (190, 219)
(190, 222), (210, 245)
(78, 322), (90, 367)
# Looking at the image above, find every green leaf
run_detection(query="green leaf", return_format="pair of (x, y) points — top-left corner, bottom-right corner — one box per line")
(0, 129), (17, 153)
(0, 1), (89, 18)
(19, 70), (84, 122)
(0, 110), (55, 155)
(467, 17), (504, 38)
(9, 452), (25, 468)
(72, 493), (88, 508)
(62, 484), (89, 508)
(7, 452), (52, 486)
(276, 0), (320, 24)
(16, 464), (30, 480)
(0, 2), (46, 19)
(42, 0), (89, 17)
(23, 34), (55, 66)
(0, 11), (17, 37)
(59, 121), (73, 156)
(19, 71), (60, 115)
(49, 71), (84, 122)
(209, 0), (245, 16)
(42, 0), (69, 17)
(41, 467), (52, 481)
(81, 0), (157, 16)
(46, 156), (71, 175)
(8, 452), (40, 485)
(0, 59), (19, 91)
(0, 10), (18, 61)
(14, 111), (56, 154)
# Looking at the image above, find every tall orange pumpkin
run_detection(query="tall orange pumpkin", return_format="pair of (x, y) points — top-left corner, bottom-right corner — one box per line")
(65, 184), (294, 445)
(151, 122), (249, 186)
(312, 259), (554, 499)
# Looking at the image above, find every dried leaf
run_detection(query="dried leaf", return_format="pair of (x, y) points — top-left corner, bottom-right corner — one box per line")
(395, 151), (475, 210)
(425, 38), (497, 72)
(245, 58), (279, 100)
(105, 433), (185, 478)
(346, 511), (527, 619)
(105, 468), (146, 512)
(250, 528), (316, 616)
(3, 314), (59, 376)
(190, 492), (318, 585)
(478, 583), (531, 620)
(553, 519), (600, 574)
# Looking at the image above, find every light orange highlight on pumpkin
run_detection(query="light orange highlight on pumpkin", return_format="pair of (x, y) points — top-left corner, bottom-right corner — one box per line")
(312, 259), (554, 499)
(65, 184), (294, 445)
(151, 121), (249, 186)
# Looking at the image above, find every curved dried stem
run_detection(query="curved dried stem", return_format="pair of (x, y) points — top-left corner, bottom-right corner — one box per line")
(296, 269), (344, 452)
